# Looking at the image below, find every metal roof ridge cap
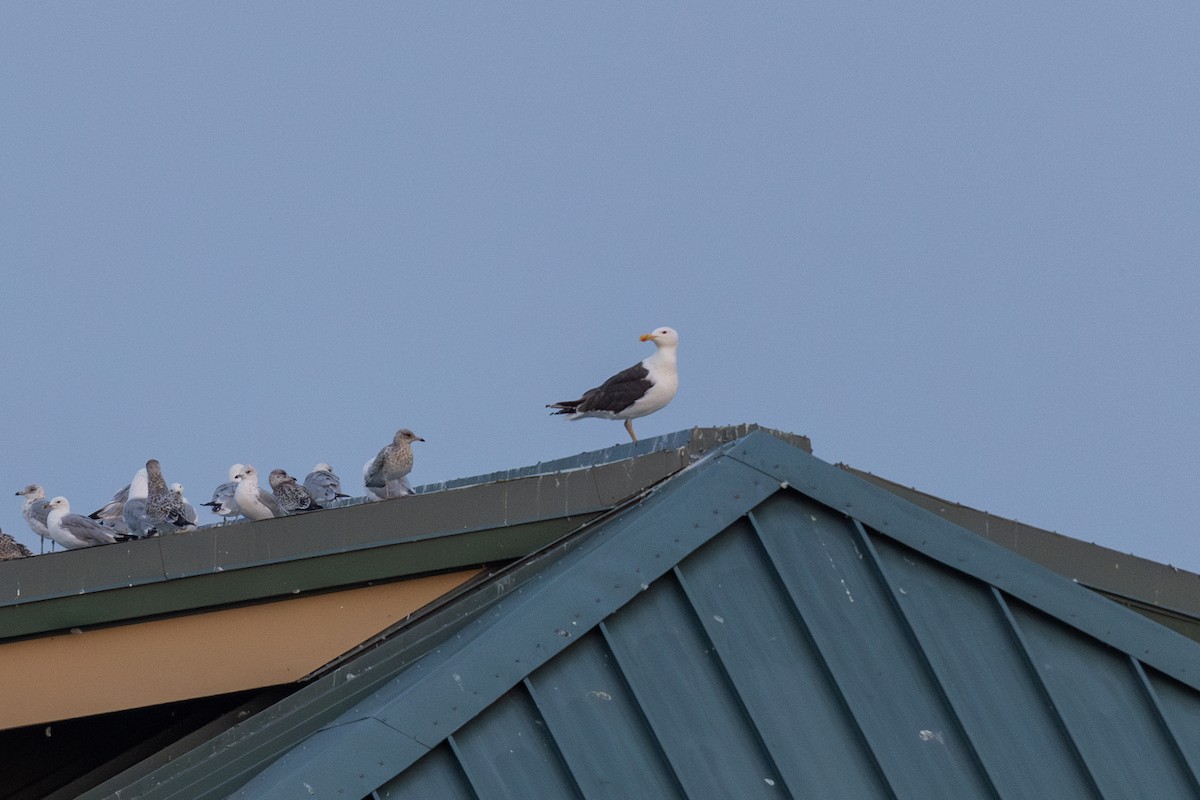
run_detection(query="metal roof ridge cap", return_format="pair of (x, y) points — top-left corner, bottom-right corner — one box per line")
(408, 424), (790, 491)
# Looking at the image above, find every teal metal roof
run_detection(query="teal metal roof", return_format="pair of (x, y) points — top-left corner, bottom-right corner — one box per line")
(84, 429), (1200, 799)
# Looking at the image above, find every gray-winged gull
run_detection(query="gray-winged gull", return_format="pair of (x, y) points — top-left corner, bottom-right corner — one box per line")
(122, 468), (158, 539)
(547, 326), (679, 443)
(234, 465), (286, 520)
(303, 464), (350, 505)
(88, 483), (130, 531)
(201, 464), (244, 523)
(43, 497), (120, 548)
(16, 484), (53, 553)
(363, 429), (424, 501)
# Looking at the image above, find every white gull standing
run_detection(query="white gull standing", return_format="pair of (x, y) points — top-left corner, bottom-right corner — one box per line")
(363, 429), (424, 501)
(201, 464), (244, 524)
(304, 464), (350, 505)
(234, 465), (286, 520)
(547, 326), (679, 443)
(16, 484), (54, 553)
(43, 497), (120, 549)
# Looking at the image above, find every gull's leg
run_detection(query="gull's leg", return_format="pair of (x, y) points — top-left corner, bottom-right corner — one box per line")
(625, 419), (638, 442)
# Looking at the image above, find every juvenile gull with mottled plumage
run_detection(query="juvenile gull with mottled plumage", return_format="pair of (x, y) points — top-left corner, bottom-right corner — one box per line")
(0, 529), (32, 560)
(269, 469), (322, 513)
(145, 459), (194, 533)
(547, 326), (679, 443)
(363, 429), (424, 501)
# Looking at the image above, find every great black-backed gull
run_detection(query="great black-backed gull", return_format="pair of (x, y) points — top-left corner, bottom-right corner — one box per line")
(269, 469), (323, 513)
(234, 465), (286, 520)
(364, 429), (424, 501)
(548, 326), (679, 443)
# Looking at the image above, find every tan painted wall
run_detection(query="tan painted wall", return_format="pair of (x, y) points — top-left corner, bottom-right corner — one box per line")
(0, 570), (480, 730)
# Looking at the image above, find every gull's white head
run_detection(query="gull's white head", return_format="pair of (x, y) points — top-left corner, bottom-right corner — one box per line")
(43, 496), (70, 512)
(235, 465), (258, 482)
(171, 482), (185, 498)
(313, 463), (334, 473)
(228, 463), (246, 481)
(640, 327), (678, 348)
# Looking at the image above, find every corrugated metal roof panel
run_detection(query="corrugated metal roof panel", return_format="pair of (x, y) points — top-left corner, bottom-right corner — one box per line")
(451, 688), (584, 800)
(866, 534), (1097, 798)
(525, 632), (687, 800)
(675, 520), (892, 799)
(751, 494), (998, 799)
(83, 429), (1200, 799)
(600, 578), (786, 799)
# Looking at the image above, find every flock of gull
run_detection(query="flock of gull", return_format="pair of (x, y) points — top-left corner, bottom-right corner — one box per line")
(5, 429), (426, 558)
(0, 326), (680, 561)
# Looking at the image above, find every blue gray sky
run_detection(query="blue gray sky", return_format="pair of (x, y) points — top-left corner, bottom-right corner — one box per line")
(4, 4), (1199, 570)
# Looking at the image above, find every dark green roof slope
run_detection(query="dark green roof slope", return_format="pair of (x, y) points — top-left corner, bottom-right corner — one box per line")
(87, 430), (1200, 800)
(846, 466), (1200, 643)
